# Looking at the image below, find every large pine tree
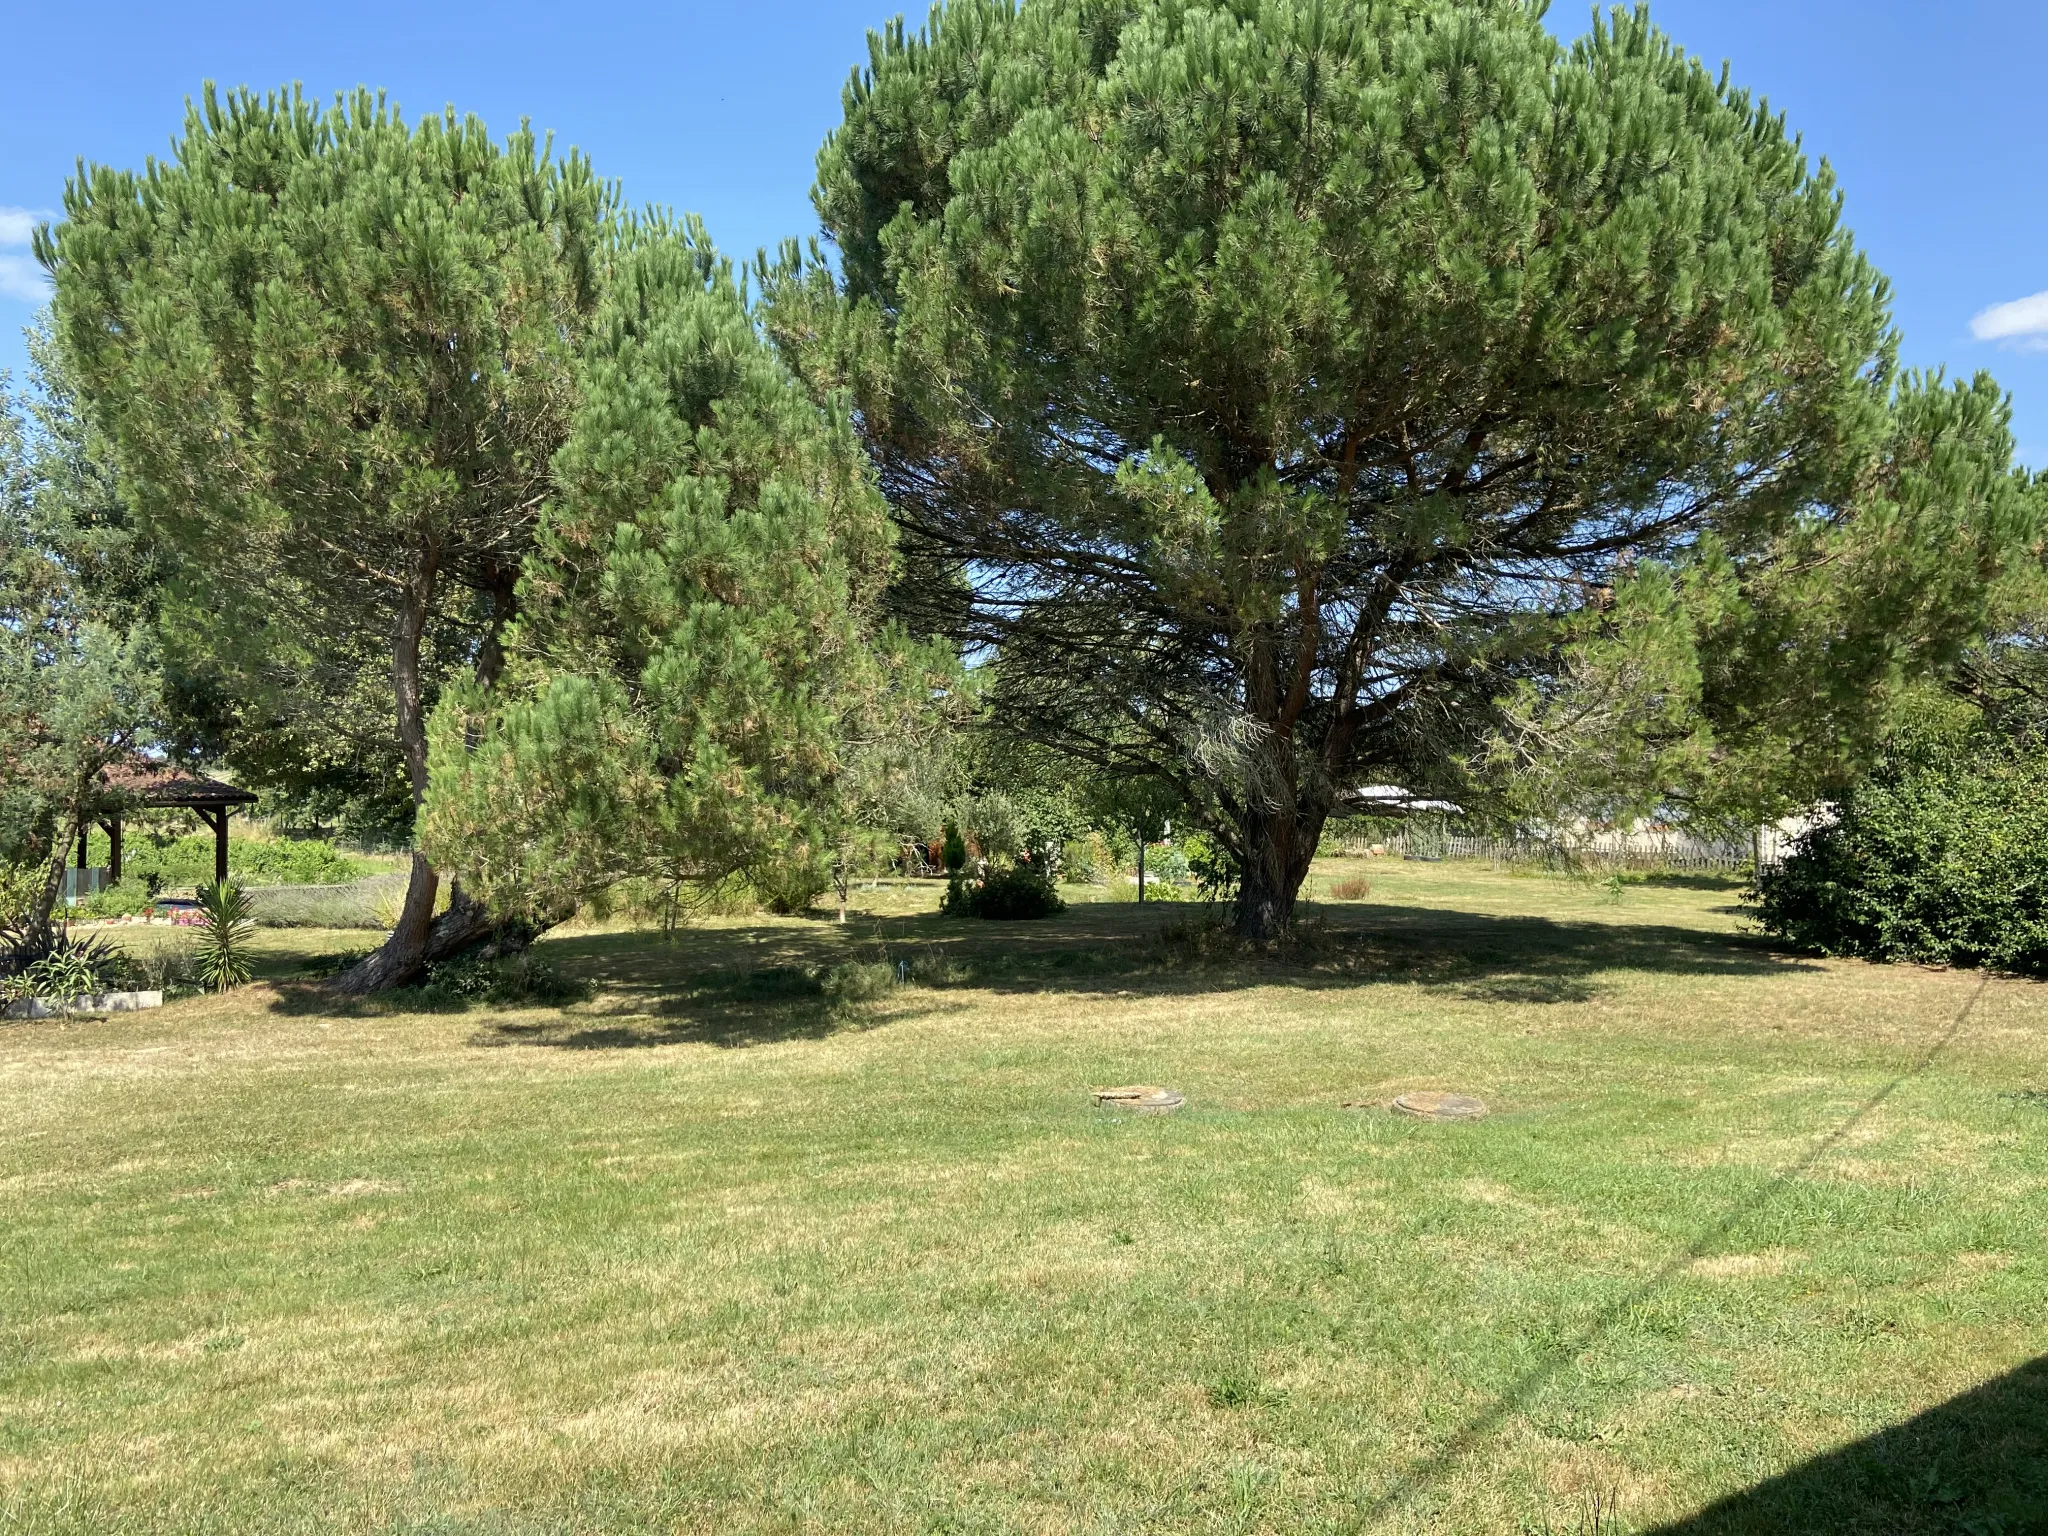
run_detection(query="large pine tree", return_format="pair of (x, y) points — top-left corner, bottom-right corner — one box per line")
(779, 0), (2032, 939)
(419, 218), (921, 924)
(42, 86), (609, 988)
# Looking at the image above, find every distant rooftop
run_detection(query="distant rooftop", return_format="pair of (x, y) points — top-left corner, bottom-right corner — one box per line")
(99, 764), (259, 809)
(1350, 784), (1464, 815)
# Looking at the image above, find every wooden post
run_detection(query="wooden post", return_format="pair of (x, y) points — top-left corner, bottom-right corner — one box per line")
(103, 818), (123, 883)
(1137, 834), (1146, 903)
(77, 825), (89, 871)
(212, 809), (229, 885)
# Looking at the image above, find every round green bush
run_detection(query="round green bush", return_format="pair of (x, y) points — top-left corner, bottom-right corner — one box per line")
(943, 866), (1067, 921)
(1752, 727), (2048, 975)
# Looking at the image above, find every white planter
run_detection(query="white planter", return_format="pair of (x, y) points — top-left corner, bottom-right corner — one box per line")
(3, 990), (165, 1020)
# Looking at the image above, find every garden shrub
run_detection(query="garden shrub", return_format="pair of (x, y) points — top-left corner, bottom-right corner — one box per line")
(1, 932), (119, 1004)
(127, 939), (197, 996)
(943, 865), (1067, 920)
(1180, 831), (1240, 900)
(1752, 727), (2048, 975)
(79, 879), (158, 920)
(940, 821), (969, 876)
(821, 960), (896, 1008)
(1148, 845), (1192, 887)
(242, 875), (409, 929)
(417, 949), (590, 1008)
(903, 953), (973, 987)
(192, 881), (257, 992)
(0, 861), (41, 928)
(751, 858), (832, 917)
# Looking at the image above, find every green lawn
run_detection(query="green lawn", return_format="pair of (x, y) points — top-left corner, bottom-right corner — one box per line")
(3, 859), (2044, 1533)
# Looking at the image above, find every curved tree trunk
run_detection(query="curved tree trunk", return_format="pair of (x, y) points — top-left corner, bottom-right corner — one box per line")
(22, 818), (80, 957)
(333, 851), (439, 994)
(419, 885), (547, 965)
(335, 566), (439, 996)
(333, 555), (547, 996)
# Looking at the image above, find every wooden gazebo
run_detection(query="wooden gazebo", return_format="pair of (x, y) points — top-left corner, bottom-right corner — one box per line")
(93, 766), (260, 886)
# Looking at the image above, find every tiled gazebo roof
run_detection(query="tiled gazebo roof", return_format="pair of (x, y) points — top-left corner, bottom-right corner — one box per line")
(89, 765), (259, 886)
(100, 764), (259, 810)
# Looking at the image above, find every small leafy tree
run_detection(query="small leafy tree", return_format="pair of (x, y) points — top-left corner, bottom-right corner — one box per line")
(0, 375), (159, 952)
(939, 821), (968, 876)
(823, 653), (965, 920)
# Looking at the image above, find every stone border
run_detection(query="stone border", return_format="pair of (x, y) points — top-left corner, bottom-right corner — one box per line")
(3, 990), (165, 1020)
(1389, 1091), (1488, 1122)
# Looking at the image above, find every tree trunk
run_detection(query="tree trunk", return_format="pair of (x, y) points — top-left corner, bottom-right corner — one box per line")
(22, 818), (80, 956)
(1232, 800), (1330, 943)
(335, 569), (439, 995)
(420, 887), (525, 964)
(334, 851), (440, 994)
(333, 557), (559, 995)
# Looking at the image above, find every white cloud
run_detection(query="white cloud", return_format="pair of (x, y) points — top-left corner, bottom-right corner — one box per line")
(0, 253), (50, 303)
(0, 206), (50, 246)
(0, 208), (53, 303)
(1970, 289), (2048, 351)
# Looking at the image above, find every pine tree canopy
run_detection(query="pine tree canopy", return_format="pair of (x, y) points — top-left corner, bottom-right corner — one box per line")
(781, 0), (2037, 938)
(41, 84), (611, 986)
(419, 218), (916, 923)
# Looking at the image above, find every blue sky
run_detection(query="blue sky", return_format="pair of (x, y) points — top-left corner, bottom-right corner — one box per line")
(3, 1), (2044, 464)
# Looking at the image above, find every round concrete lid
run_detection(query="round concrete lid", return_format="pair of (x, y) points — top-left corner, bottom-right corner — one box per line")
(1389, 1091), (1488, 1122)
(1093, 1085), (1186, 1114)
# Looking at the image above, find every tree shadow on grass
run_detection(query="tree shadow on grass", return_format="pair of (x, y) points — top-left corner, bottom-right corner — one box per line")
(251, 895), (1816, 1044)
(463, 898), (1817, 1051)
(879, 899), (1812, 1005)
(1636, 872), (1752, 893)
(1644, 1354), (2048, 1534)
(468, 965), (958, 1051)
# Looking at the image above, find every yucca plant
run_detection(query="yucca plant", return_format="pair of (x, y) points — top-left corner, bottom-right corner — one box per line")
(193, 881), (256, 993)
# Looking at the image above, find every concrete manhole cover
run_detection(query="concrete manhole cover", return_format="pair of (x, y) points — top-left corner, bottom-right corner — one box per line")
(1387, 1091), (1488, 1122)
(1093, 1085), (1185, 1114)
